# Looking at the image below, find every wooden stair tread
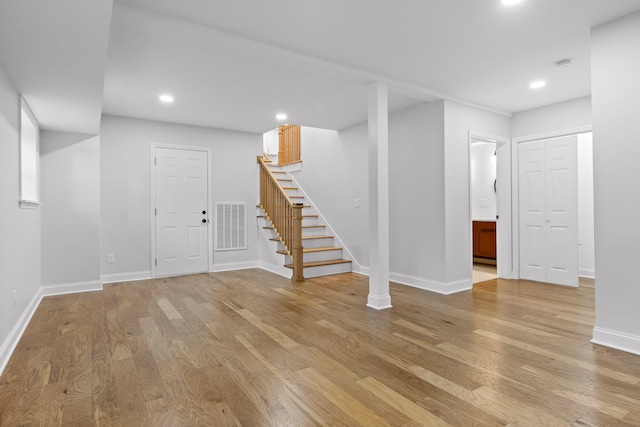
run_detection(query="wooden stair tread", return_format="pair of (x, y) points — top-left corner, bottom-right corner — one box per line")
(277, 246), (342, 255)
(270, 235), (333, 242)
(282, 187), (298, 190)
(263, 225), (325, 230)
(284, 259), (352, 269)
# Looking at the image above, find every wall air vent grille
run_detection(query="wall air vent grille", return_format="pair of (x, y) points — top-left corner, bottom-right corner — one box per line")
(215, 202), (246, 251)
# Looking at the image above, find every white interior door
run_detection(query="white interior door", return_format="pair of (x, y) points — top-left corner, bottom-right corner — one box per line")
(545, 136), (578, 285)
(519, 136), (578, 286)
(155, 147), (209, 277)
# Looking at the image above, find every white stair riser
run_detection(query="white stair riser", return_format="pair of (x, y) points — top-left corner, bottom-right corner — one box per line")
(302, 227), (326, 236)
(302, 217), (320, 226)
(304, 249), (343, 263)
(302, 237), (335, 248)
(304, 262), (352, 278)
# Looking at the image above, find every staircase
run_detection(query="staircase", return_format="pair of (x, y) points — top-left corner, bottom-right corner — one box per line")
(258, 163), (352, 279)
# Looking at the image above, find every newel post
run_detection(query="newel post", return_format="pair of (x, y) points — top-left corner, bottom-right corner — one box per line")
(292, 203), (304, 282)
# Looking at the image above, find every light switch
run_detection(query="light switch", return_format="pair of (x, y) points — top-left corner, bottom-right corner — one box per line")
(480, 198), (487, 207)
(354, 198), (361, 208)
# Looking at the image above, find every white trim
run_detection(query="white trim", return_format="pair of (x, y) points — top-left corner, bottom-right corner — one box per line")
(592, 327), (640, 356)
(258, 261), (291, 279)
(211, 261), (259, 273)
(579, 269), (595, 279)
(150, 143), (214, 278)
(390, 272), (472, 295)
(19, 199), (41, 209)
(41, 280), (103, 297)
(366, 294), (392, 310)
(101, 270), (152, 284)
(0, 288), (43, 376)
(512, 125), (592, 145)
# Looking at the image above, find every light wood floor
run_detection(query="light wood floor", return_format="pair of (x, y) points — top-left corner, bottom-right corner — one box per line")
(1, 270), (640, 426)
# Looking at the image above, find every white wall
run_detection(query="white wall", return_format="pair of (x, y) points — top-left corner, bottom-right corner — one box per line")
(591, 10), (640, 354)
(263, 128), (279, 157)
(100, 115), (261, 281)
(443, 100), (511, 283)
(470, 142), (497, 221)
(512, 96), (591, 138)
(40, 131), (101, 287)
(577, 133), (595, 278)
(291, 125), (369, 267)
(0, 63), (41, 368)
(389, 101), (447, 283)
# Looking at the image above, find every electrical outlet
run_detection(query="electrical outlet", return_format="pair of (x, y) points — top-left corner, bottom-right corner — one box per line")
(354, 198), (361, 208)
(12, 290), (16, 307)
(107, 253), (115, 263)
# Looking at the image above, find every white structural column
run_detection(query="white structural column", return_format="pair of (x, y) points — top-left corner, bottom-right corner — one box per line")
(367, 82), (392, 310)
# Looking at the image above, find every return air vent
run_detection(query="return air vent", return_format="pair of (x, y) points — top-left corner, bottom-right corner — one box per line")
(215, 202), (246, 251)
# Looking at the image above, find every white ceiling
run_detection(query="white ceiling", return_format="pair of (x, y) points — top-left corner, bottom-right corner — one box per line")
(3, 1), (640, 135)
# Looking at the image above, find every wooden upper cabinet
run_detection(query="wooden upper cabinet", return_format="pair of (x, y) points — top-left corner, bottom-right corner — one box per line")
(473, 221), (496, 260)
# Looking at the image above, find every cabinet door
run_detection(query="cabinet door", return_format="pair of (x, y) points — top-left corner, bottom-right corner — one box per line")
(473, 221), (496, 259)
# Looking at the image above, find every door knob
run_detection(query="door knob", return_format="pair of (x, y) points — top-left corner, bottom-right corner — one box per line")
(202, 219), (207, 223)
(202, 210), (206, 215)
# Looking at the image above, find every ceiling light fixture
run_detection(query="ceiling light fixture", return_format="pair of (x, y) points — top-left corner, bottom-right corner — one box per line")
(501, 0), (524, 5)
(159, 94), (174, 103)
(529, 80), (547, 89)
(276, 113), (287, 121)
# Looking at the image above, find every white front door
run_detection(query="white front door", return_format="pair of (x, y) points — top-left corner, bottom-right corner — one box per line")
(155, 147), (209, 277)
(519, 136), (578, 286)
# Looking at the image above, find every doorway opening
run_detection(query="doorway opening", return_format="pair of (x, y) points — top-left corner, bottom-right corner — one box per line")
(470, 139), (498, 283)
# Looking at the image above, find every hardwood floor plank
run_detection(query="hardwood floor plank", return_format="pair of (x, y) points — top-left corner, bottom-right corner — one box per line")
(356, 376), (450, 427)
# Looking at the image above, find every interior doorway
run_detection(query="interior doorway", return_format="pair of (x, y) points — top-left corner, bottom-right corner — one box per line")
(469, 132), (511, 284)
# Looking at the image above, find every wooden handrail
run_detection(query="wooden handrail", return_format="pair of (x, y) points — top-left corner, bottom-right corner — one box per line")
(257, 155), (304, 282)
(278, 124), (301, 165)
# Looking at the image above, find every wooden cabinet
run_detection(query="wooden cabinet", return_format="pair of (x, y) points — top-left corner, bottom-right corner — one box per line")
(473, 221), (496, 260)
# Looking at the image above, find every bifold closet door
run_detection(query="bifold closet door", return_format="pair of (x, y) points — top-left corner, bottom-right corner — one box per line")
(519, 136), (578, 286)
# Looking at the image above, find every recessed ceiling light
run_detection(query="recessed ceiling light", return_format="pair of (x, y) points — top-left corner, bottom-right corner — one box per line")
(502, 0), (524, 5)
(529, 80), (547, 89)
(159, 94), (174, 103)
(276, 113), (287, 121)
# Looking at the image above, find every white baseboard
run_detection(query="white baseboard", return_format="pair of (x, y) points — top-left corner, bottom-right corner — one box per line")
(367, 293), (392, 310)
(211, 261), (259, 273)
(0, 288), (43, 376)
(592, 327), (640, 356)
(390, 272), (472, 295)
(41, 280), (103, 297)
(579, 269), (595, 279)
(101, 270), (151, 284)
(352, 265), (369, 276)
(258, 261), (291, 279)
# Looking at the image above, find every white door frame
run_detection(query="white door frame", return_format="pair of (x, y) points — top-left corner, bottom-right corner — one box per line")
(511, 125), (592, 280)
(468, 131), (513, 280)
(150, 143), (214, 278)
